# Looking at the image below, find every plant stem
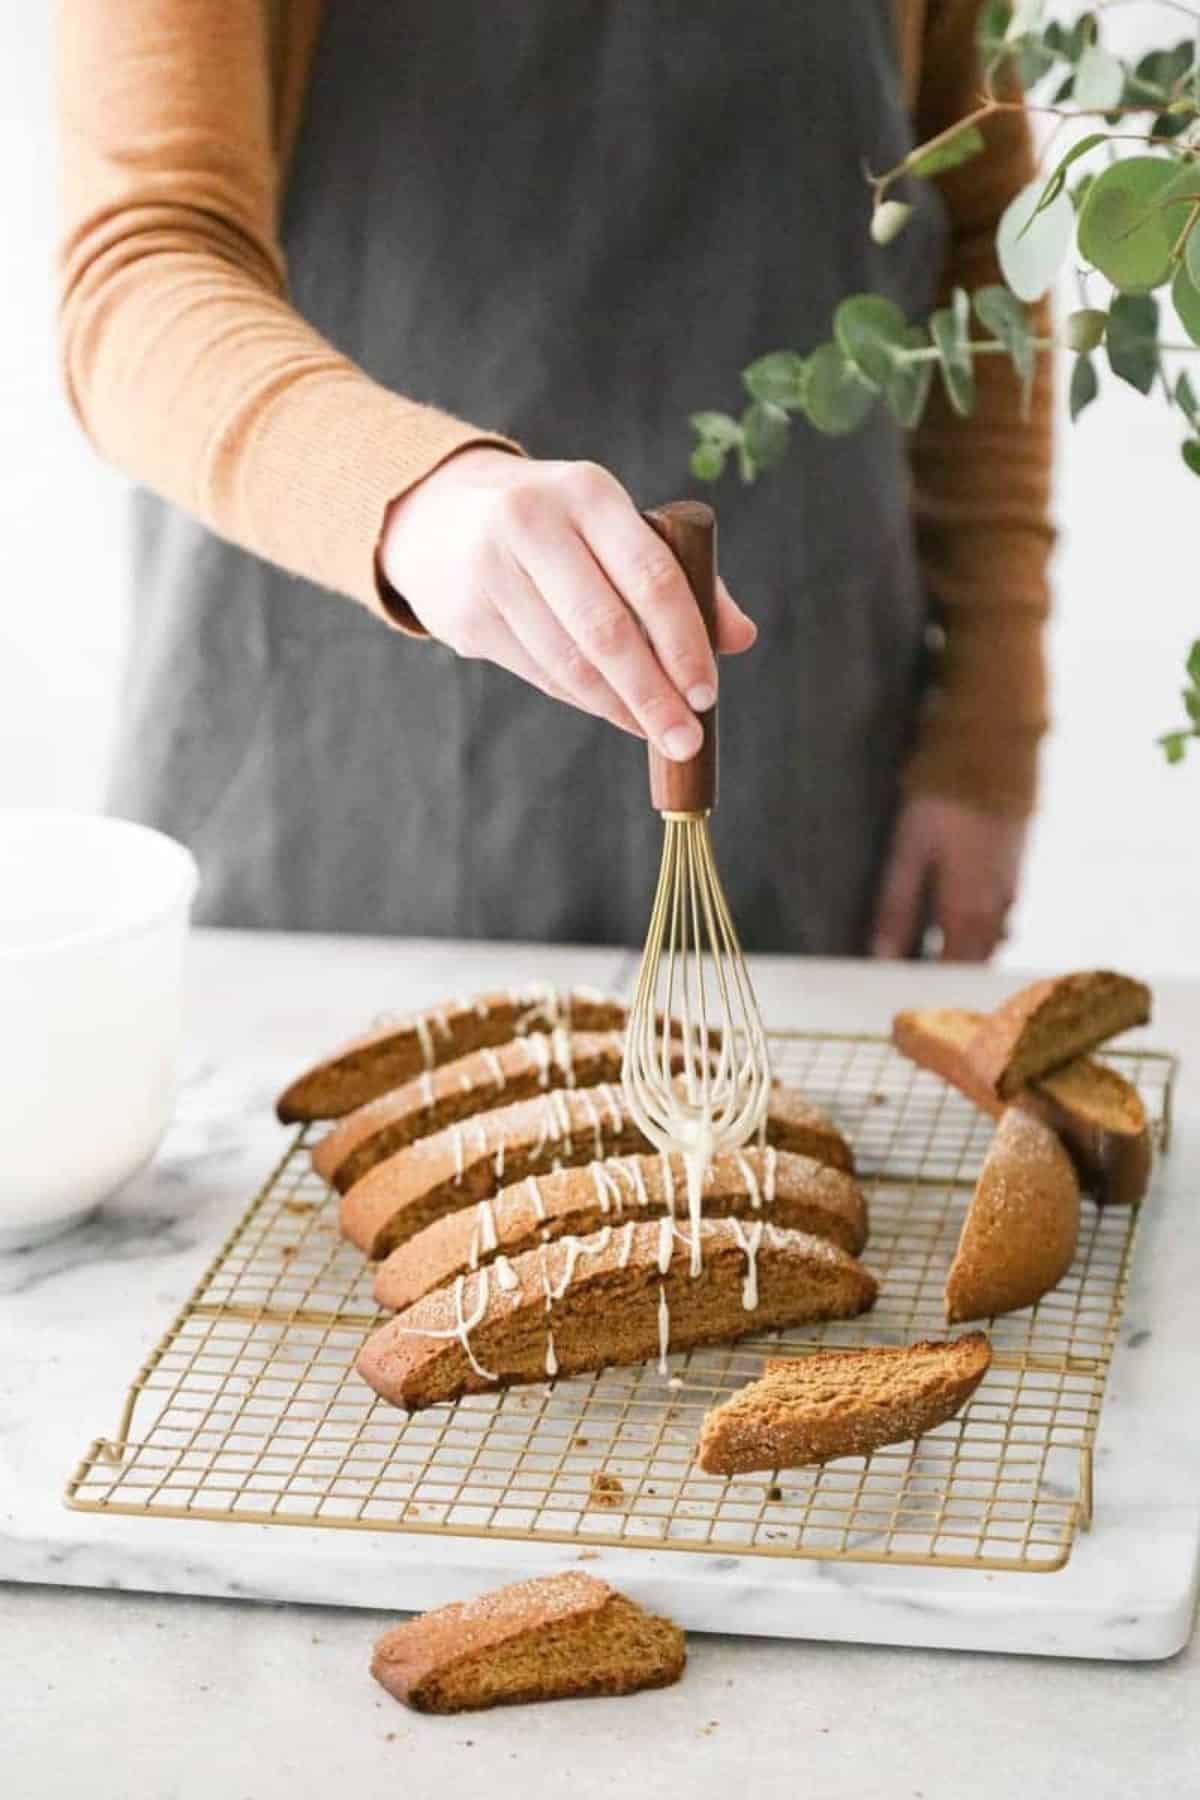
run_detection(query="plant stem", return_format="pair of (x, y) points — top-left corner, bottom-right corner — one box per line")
(896, 336), (1200, 364)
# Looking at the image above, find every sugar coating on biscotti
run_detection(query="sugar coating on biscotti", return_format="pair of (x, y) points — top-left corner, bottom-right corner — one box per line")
(945, 1108), (1080, 1324)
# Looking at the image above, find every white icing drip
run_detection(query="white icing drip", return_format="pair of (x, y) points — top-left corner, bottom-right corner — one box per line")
(494, 1255), (519, 1292)
(659, 1153), (676, 1215)
(617, 1220), (636, 1268)
(396, 1271), (495, 1380)
(756, 1110), (768, 1151)
(431, 1007), (453, 1042)
(551, 1026), (575, 1087)
(494, 1140), (506, 1180)
(548, 1090), (573, 1144)
(727, 1217), (766, 1311)
(735, 1151), (762, 1211)
(459, 1071), (474, 1092)
(414, 1014), (436, 1071)
(598, 1083), (624, 1133)
(626, 1159), (650, 1211)
(591, 1162), (622, 1216)
(474, 995), (490, 1018)
(539, 1245), (558, 1377)
(481, 1048), (506, 1091)
(419, 1071), (435, 1108)
(525, 1175), (547, 1223)
(764, 1146), (778, 1209)
(477, 1198), (498, 1254)
(657, 1284), (671, 1375)
(528, 1033), (553, 1088)
(451, 1126), (465, 1181)
(656, 1214), (674, 1274)
(576, 1088), (603, 1161)
(549, 1233), (587, 1301)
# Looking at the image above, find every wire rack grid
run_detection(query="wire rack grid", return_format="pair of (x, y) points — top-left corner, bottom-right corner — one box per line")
(65, 1032), (1175, 1574)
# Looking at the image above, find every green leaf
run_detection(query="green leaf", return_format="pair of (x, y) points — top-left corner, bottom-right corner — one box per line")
(1028, 133), (1106, 223)
(907, 123), (986, 180)
(1172, 265), (1200, 347)
(1077, 157), (1195, 292)
(1052, 74), (1076, 105)
(1136, 42), (1194, 92)
(974, 285), (1036, 403)
(690, 411), (741, 450)
(1015, 39), (1057, 91)
(690, 442), (726, 481)
(1176, 371), (1199, 425)
(1187, 639), (1200, 683)
(1106, 292), (1160, 393)
(1182, 438), (1200, 477)
(1153, 109), (1193, 141)
(1067, 12), (1098, 61)
(1185, 689), (1200, 726)
(741, 401), (790, 469)
(1069, 353), (1099, 421)
(802, 342), (878, 435)
(1185, 222), (1200, 291)
(1064, 307), (1106, 353)
(742, 353), (808, 410)
(997, 178), (1074, 301)
(834, 295), (910, 388)
(736, 440), (758, 485)
(1160, 730), (1189, 764)
(884, 327), (935, 428)
(1074, 45), (1124, 110)
(1071, 171), (1096, 214)
(930, 290), (975, 416)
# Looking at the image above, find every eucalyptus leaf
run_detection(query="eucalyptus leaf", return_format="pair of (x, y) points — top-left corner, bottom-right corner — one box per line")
(1160, 731), (1189, 763)
(1186, 690), (1200, 726)
(1069, 353), (1099, 421)
(884, 328), (935, 428)
(1074, 45), (1125, 110)
(974, 285), (1036, 404)
(906, 124), (986, 179)
(690, 442), (726, 481)
(1186, 223), (1200, 294)
(741, 401), (790, 469)
(997, 179), (1074, 301)
(1064, 307), (1106, 353)
(1172, 265), (1200, 347)
(1136, 41), (1194, 92)
(802, 342), (877, 435)
(1077, 157), (1194, 292)
(930, 305), (975, 415)
(742, 351), (809, 409)
(1068, 12), (1098, 61)
(689, 411), (741, 450)
(834, 295), (910, 388)
(1028, 133), (1105, 222)
(1106, 292), (1160, 393)
(1182, 439), (1200, 478)
(1188, 639), (1200, 683)
(1176, 371), (1200, 426)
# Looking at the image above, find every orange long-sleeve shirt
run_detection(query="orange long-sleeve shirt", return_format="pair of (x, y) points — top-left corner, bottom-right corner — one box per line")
(54, 0), (1053, 818)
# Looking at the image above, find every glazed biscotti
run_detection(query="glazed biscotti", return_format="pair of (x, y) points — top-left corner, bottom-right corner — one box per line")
(313, 1028), (638, 1193)
(356, 1218), (878, 1412)
(277, 985), (628, 1122)
(372, 1147), (869, 1312)
(945, 1108), (1081, 1323)
(694, 1333), (992, 1475)
(964, 970), (1150, 1102)
(893, 1006), (1152, 1206)
(339, 1083), (854, 1259)
(371, 1573), (686, 1712)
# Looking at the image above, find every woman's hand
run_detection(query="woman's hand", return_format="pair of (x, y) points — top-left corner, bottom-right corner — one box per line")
(870, 795), (1027, 963)
(379, 448), (757, 759)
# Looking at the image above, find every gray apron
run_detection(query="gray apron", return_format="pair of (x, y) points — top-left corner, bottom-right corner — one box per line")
(110, 0), (946, 952)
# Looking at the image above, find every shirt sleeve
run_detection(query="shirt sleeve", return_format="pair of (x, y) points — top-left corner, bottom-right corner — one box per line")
(54, 0), (520, 618)
(903, 0), (1055, 819)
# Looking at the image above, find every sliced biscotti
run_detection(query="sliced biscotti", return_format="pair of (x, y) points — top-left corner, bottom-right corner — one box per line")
(340, 1083), (854, 1259)
(373, 1148), (869, 1311)
(694, 1333), (992, 1475)
(371, 1573), (686, 1713)
(276, 986), (628, 1123)
(893, 1006), (1152, 1206)
(963, 970), (1150, 1102)
(313, 1028), (638, 1193)
(945, 1108), (1081, 1324)
(356, 1218), (878, 1412)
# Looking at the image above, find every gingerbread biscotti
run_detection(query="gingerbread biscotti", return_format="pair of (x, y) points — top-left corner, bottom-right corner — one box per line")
(694, 1333), (992, 1475)
(963, 970), (1150, 1102)
(356, 1218), (878, 1412)
(893, 1006), (1152, 1206)
(372, 1147), (869, 1311)
(945, 1108), (1081, 1323)
(313, 1028), (637, 1192)
(339, 1083), (854, 1259)
(276, 985), (629, 1122)
(371, 1573), (686, 1712)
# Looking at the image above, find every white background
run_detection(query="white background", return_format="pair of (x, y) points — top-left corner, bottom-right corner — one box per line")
(4, 7), (1197, 973)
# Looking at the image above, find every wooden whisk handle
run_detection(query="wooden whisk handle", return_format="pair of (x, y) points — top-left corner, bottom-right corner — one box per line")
(643, 500), (718, 815)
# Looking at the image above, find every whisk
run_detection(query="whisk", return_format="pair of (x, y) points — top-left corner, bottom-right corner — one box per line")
(621, 502), (772, 1264)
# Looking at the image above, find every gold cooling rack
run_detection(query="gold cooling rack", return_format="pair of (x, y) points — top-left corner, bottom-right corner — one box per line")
(66, 1033), (1176, 1575)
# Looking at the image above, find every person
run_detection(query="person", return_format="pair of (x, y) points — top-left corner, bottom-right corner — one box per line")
(55, 0), (1051, 958)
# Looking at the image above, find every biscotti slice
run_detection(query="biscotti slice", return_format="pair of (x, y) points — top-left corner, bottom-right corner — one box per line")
(313, 1028), (647, 1193)
(944, 1108), (1081, 1324)
(276, 985), (628, 1122)
(371, 1573), (685, 1713)
(694, 1333), (991, 1475)
(373, 1147), (869, 1311)
(340, 1082), (854, 1259)
(356, 1218), (878, 1411)
(893, 1007), (1152, 1206)
(963, 971), (1150, 1102)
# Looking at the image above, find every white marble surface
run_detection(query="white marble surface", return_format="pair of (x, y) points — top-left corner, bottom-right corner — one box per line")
(3, 931), (1200, 1796)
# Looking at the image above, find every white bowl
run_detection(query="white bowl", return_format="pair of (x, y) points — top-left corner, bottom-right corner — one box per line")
(0, 811), (198, 1250)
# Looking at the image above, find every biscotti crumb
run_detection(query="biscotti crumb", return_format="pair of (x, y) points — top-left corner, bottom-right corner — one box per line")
(590, 1471), (626, 1508)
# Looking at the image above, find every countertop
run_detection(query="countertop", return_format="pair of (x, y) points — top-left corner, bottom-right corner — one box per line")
(3, 930), (1198, 1799)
